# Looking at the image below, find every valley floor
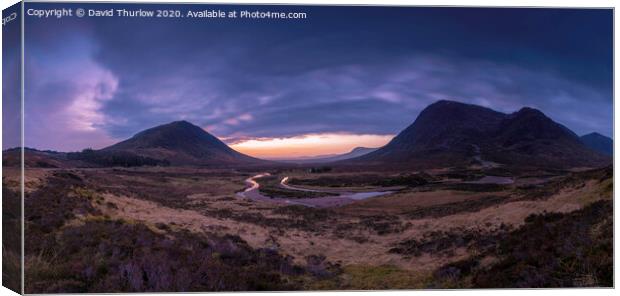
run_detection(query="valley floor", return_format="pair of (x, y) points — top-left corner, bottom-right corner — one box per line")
(2, 164), (613, 292)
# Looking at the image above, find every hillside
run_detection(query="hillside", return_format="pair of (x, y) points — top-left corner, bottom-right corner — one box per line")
(102, 120), (264, 166)
(580, 132), (613, 156)
(352, 100), (610, 169)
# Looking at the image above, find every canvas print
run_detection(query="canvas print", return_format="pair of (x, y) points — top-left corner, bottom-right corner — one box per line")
(2, 2), (22, 293)
(1, 2), (614, 293)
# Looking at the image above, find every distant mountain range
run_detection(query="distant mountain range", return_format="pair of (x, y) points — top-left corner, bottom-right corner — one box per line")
(349, 100), (611, 169)
(580, 132), (613, 156)
(278, 147), (378, 164)
(3, 100), (612, 169)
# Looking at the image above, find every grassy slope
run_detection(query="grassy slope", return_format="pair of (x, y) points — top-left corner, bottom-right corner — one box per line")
(20, 171), (303, 293)
(431, 173), (613, 288)
(15, 166), (614, 291)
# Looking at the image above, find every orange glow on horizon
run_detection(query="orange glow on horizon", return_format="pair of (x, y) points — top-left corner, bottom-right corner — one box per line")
(229, 133), (394, 159)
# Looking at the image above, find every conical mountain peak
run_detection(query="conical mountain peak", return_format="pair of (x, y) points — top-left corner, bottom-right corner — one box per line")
(103, 121), (262, 166)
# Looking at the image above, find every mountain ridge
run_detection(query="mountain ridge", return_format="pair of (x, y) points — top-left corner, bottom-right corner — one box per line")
(351, 100), (610, 169)
(5, 101), (610, 169)
(102, 120), (264, 166)
(580, 132), (613, 156)
(277, 146), (379, 163)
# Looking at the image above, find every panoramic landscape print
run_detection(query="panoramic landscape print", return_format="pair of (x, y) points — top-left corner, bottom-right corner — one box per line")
(2, 4), (613, 293)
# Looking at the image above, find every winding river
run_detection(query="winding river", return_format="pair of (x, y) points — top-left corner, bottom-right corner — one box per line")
(236, 174), (394, 208)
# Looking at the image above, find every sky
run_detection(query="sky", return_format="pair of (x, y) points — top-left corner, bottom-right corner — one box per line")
(18, 3), (613, 158)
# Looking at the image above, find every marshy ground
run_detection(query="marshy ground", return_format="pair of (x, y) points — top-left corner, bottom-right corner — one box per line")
(2, 164), (612, 292)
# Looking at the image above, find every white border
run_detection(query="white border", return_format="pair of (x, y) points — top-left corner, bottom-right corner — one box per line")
(0, 1), (617, 296)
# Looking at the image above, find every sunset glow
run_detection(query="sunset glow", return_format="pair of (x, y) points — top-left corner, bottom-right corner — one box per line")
(229, 133), (394, 159)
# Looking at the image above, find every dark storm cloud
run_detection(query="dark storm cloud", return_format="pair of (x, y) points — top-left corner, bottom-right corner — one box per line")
(23, 3), (613, 151)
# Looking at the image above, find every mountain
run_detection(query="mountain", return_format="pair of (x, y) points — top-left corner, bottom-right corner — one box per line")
(580, 132), (613, 156)
(102, 120), (263, 166)
(326, 147), (379, 162)
(279, 147), (379, 163)
(351, 100), (610, 169)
